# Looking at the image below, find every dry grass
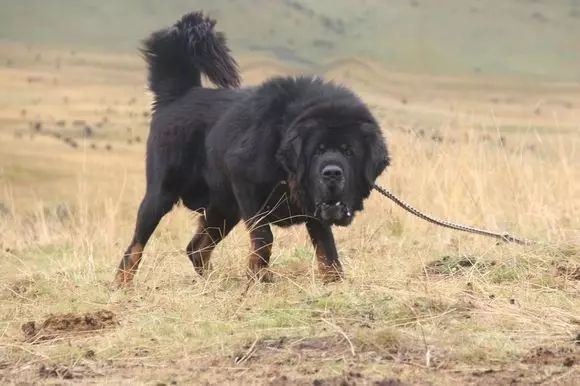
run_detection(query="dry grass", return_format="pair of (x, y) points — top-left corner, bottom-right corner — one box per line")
(0, 43), (579, 385)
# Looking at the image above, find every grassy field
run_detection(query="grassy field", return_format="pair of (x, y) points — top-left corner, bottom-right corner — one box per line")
(0, 42), (579, 385)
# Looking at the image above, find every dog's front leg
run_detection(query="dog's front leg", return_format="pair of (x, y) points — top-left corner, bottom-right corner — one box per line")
(247, 223), (274, 282)
(306, 219), (343, 282)
(230, 178), (275, 282)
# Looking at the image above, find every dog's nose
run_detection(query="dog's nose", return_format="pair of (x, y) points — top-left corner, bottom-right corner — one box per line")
(321, 165), (344, 181)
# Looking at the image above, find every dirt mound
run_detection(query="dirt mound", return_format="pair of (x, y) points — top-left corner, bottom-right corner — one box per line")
(22, 310), (118, 342)
(424, 255), (489, 276)
(522, 346), (577, 367)
(5, 278), (38, 298)
(554, 262), (580, 281)
(39, 363), (97, 380)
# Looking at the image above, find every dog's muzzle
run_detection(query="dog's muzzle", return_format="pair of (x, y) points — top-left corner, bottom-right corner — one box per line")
(315, 201), (352, 225)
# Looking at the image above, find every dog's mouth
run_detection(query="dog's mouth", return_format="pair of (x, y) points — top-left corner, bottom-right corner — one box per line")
(315, 201), (353, 226)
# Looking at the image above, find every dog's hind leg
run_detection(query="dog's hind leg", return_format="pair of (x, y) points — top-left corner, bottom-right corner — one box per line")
(186, 207), (238, 277)
(113, 191), (176, 287)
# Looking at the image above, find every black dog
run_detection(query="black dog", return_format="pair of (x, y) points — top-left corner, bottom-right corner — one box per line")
(114, 12), (389, 286)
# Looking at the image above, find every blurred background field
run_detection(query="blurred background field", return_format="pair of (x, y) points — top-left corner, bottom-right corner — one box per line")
(2, 0), (580, 80)
(0, 1), (578, 384)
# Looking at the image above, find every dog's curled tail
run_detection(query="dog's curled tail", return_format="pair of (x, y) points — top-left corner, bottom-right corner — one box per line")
(142, 12), (240, 107)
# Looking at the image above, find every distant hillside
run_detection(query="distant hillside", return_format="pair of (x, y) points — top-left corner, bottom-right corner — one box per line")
(1, 0), (579, 81)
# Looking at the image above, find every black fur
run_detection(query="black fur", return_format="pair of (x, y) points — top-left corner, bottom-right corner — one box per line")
(114, 12), (389, 286)
(141, 12), (240, 107)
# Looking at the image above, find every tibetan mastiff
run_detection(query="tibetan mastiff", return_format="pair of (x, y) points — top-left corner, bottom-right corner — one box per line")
(114, 12), (389, 286)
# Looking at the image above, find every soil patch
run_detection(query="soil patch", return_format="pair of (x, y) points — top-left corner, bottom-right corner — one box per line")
(241, 334), (446, 365)
(5, 278), (38, 298)
(310, 374), (406, 386)
(522, 345), (578, 367)
(233, 336), (350, 365)
(38, 363), (98, 380)
(554, 262), (580, 281)
(22, 310), (118, 342)
(424, 255), (489, 276)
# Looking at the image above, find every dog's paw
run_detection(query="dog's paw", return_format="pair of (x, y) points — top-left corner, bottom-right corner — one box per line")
(319, 264), (344, 284)
(111, 273), (134, 290)
(247, 268), (274, 283)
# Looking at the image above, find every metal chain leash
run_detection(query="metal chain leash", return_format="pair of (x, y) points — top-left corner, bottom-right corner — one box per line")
(373, 184), (535, 245)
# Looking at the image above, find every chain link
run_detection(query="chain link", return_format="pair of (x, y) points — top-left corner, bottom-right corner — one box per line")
(373, 184), (535, 245)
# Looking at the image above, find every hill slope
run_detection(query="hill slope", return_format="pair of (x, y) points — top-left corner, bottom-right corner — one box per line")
(0, 0), (579, 81)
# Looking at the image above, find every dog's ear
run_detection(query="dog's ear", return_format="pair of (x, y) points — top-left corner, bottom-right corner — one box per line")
(361, 123), (389, 186)
(277, 128), (303, 175)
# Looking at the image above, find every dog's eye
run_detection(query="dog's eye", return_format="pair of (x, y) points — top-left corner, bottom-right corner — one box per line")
(340, 144), (353, 157)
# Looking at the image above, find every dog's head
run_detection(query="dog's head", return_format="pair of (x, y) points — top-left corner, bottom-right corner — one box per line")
(277, 100), (389, 226)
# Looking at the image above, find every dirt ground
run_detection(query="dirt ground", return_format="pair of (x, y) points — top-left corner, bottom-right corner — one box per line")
(5, 313), (579, 385)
